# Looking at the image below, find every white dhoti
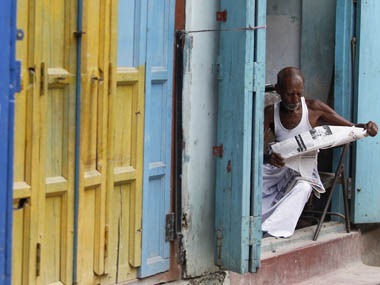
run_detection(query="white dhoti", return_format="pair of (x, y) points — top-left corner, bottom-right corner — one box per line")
(261, 163), (324, 238)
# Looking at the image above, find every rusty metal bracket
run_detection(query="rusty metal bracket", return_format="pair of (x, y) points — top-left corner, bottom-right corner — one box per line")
(216, 10), (227, 22)
(212, 144), (224, 158)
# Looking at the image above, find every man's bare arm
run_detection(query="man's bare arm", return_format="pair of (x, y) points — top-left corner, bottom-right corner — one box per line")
(307, 99), (378, 136)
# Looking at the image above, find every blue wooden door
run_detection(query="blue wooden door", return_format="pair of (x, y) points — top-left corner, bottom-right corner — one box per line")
(139, 0), (175, 277)
(351, 0), (380, 223)
(215, 0), (266, 274)
(0, 0), (17, 283)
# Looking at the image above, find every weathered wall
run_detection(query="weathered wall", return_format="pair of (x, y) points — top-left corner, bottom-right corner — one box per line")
(181, 0), (220, 278)
(266, 0), (336, 103)
(301, 0), (336, 103)
(266, 0), (302, 84)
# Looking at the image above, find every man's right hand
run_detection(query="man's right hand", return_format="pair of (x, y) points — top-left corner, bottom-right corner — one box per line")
(265, 152), (285, 168)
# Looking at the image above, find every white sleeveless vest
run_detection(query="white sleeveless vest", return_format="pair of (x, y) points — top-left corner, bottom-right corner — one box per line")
(274, 97), (312, 142)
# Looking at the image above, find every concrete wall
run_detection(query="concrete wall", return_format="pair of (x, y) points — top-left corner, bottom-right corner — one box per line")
(301, 0), (336, 103)
(181, 0), (219, 278)
(266, 0), (302, 84)
(266, 0), (336, 103)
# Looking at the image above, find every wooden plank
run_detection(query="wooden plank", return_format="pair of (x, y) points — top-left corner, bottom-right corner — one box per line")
(37, 0), (76, 283)
(139, 0), (175, 277)
(250, 0), (266, 273)
(105, 1), (145, 281)
(352, 0), (380, 223)
(77, 0), (108, 280)
(214, 0), (255, 274)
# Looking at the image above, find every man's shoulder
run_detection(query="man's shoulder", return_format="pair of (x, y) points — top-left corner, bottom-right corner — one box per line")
(305, 98), (324, 111)
(264, 104), (274, 116)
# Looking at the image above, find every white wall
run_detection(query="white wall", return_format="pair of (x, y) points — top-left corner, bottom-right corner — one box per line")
(181, 0), (220, 278)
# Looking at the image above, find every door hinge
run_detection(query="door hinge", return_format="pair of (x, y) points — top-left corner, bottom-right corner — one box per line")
(248, 215), (262, 246)
(250, 216), (262, 271)
(249, 216), (254, 246)
(252, 62), (265, 92)
(36, 243), (41, 277)
(165, 213), (176, 241)
(212, 144), (223, 158)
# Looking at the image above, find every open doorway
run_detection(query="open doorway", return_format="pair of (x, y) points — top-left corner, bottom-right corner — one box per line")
(264, 0), (340, 232)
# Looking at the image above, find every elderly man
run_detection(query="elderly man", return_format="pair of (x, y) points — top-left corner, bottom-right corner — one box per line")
(262, 67), (378, 238)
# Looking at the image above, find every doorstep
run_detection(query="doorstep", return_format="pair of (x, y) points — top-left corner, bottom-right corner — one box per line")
(228, 221), (363, 285)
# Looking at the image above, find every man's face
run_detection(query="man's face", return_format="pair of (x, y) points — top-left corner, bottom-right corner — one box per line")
(276, 75), (304, 112)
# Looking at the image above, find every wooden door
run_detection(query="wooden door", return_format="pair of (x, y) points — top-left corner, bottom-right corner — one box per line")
(214, 0), (266, 274)
(351, 0), (380, 223)
(13, 0), (77, 284)
(75, 0), (110, 283)
(104, 0), (145, 283)
(139, 0), (175, 277)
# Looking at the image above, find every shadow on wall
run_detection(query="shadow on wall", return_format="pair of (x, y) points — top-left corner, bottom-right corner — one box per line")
(360, 225), (380, 267)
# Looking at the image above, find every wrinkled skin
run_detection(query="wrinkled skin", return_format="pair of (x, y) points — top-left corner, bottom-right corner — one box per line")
(264, 67), (378, 168)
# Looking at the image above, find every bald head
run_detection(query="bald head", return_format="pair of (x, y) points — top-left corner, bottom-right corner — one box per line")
(276, 67), (304, 88)
(275, 67), (305, 111)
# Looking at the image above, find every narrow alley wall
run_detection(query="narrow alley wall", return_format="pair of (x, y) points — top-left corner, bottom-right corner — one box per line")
(181, 0), (220, 278)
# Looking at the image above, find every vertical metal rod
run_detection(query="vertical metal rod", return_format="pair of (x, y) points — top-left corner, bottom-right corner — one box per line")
(313, 144), (348, 241)
(341, 165), (351, 233)
(73, 0), (83, 283)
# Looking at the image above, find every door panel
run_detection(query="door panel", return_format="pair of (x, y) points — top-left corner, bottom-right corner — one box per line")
(139, 0), (175, 277)
(77, 0), (109, 283)
(38, 0), (77, 283)
(13, 0), (77, 284)
(13, 0), (33, 282)
(105, 0), (145, 282)
(352, 0), (380, 223)
(213, 1), (266, 272)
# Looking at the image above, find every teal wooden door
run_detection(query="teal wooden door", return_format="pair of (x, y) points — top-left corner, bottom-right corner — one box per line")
(139, 0), (175, 277)
(215, 0), (266, 274)
(352, 0), (380, 223)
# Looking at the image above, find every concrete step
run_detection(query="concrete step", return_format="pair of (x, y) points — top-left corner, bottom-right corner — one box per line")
(228, 222), (373, 284)
(293, 262), (380, 285)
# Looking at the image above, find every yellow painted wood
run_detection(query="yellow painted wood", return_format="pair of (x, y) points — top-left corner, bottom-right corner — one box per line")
(13, 0), (39, 283)
(103, 2), (145, 282)
(76, 0), (110, 283)
(13, 0), (76, 284)
(14, 0), (145, 283)
(36, 0), (77, 284)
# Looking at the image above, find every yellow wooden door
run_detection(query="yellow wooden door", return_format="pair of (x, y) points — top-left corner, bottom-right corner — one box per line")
(75, 0), (109, 283)
(13, 0), (77, 284)
(13, 0), (144, 284)
(36, 0), (77, 283)
(13, 0), (34, 283)
(102, 0), (145, 283)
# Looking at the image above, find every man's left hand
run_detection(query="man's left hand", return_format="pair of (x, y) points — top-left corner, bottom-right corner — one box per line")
(365, 121), (378, 137)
